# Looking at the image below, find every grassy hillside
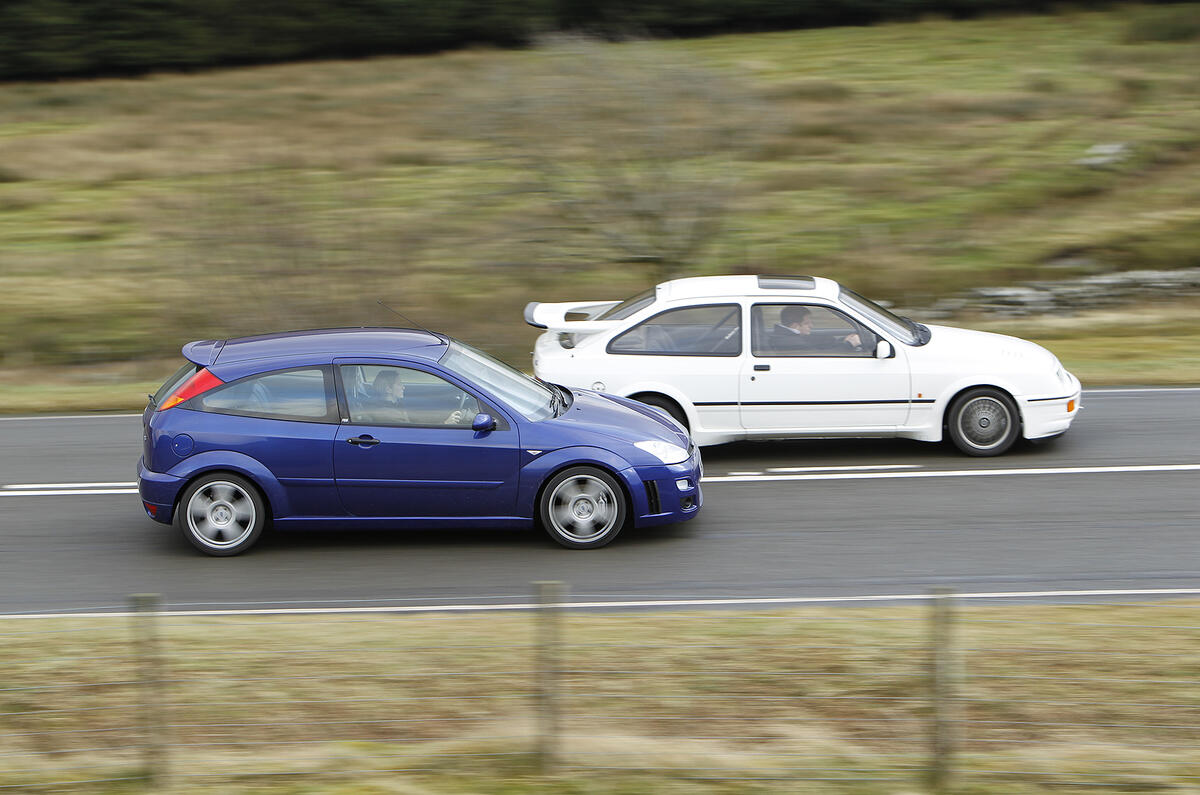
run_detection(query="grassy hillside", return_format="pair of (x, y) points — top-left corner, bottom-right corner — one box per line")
(0, 4), (1198, 409)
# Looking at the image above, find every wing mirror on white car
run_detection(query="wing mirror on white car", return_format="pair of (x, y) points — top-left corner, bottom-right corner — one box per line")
(875, 340), (894, 359)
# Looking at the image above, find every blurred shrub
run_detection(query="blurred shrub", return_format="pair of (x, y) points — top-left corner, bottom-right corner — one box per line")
(0, 0), (555, 79)
(1123, 4), (1200, 42)
(2, 0), (1193, 79)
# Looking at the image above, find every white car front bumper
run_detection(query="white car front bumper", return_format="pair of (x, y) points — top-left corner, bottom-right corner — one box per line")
(1020, 374), (1082, 440)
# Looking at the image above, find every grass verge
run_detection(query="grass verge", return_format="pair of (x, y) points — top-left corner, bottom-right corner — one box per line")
(2, 600), (1200, 793)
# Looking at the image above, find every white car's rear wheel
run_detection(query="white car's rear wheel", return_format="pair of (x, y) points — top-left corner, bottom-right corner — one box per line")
(947, 388), (1019, 456)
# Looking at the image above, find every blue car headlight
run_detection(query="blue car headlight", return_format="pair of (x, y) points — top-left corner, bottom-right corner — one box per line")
(634, 440), (690, 465)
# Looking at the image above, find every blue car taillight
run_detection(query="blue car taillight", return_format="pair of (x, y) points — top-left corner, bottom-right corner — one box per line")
(159, 368), (223, 411)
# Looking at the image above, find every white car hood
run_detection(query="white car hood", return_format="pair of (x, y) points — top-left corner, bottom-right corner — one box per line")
(922, 324), (1058, 370)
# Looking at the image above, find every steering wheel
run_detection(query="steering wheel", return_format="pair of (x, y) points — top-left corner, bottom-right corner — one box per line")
(848, 322), (872, 353)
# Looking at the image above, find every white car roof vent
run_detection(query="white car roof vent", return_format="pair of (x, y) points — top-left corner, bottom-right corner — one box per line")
(757, 275), (816, 290)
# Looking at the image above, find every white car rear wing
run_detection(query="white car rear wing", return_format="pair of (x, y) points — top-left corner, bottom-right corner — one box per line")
(524, 300), (622, 332)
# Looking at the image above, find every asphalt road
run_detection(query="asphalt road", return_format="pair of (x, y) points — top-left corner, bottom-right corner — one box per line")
(1, 388), (1198, 614)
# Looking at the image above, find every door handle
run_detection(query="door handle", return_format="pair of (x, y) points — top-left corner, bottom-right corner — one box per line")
(753, 364), (770, 372)
(347, 435), (381, 447)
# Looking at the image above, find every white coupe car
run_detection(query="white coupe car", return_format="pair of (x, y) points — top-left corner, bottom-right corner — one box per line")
(525, 275), (1081, 456)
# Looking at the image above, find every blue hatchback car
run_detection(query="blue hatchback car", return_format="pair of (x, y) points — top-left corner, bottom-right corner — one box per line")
(138, 328), (703, 555)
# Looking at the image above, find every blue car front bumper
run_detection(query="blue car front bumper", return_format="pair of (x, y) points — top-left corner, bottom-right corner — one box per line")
(628, 447), (703, 528)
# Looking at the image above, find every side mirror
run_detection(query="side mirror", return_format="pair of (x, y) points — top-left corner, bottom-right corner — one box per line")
(875, 340), (894, 359)
(472, 413), (497, 433)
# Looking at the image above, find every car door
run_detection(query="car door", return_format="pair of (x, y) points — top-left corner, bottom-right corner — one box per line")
(739, 303), (911, 432)
(332, 361), (522, 519)
(605, 303), (744, 432)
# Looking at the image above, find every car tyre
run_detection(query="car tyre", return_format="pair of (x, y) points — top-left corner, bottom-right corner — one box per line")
(176, 472), (267, 556)
(539, 467), (628, 549)
(947, 388), (1020, 456)
(635, 394), (689, 430)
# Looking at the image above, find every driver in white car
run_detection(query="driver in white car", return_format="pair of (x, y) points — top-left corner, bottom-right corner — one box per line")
(770, 305), (861, 353)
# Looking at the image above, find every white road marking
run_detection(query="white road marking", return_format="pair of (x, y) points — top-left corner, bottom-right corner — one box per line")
(3, 482), (136, 489)
(4, 587), (1200, 619)
(703, 463), (1200, 483)
(1, 481), (138, 497)
(765, 464), (922, 473)
(0, 489), (138, 497)
(3, 463), (1198, 494)
(0, 413), (142, 422)
(1083, 387), (1200, 394)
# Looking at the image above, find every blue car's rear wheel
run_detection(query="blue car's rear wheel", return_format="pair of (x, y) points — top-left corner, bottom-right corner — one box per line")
(539, 467), (627, 549)
(176, 473), (266, 556)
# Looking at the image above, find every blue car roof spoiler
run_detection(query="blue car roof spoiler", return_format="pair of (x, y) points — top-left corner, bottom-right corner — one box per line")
(181, 339), (225, 367)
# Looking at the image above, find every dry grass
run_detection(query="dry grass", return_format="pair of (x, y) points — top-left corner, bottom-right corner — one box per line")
(3, 601), (1200, 792)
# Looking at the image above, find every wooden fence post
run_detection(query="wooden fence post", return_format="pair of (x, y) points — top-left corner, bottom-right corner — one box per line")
(130, 593), (168, 789)
(929, 587), (960, 793)
(534, 581), (565, 774)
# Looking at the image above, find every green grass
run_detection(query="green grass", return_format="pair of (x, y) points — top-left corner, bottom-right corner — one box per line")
(4, 600), (1200, 793)
(0, 5), (1199, 405)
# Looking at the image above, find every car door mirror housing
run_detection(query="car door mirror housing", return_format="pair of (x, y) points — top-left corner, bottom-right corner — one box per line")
(472, 412), (497, 432)
(875, 340), (894, 359)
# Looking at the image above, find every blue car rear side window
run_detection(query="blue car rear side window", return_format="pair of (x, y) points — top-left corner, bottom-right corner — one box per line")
(191, 367), (338, 423)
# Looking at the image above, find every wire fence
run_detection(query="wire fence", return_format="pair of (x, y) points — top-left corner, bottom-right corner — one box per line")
(2, 587), (1200, 792)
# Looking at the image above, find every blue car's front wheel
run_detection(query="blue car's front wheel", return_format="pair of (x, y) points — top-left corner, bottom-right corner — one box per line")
(539, 467), (628, 549)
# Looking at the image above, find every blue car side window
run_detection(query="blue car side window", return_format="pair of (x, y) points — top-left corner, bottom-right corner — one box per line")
(341, 365), (479, 428)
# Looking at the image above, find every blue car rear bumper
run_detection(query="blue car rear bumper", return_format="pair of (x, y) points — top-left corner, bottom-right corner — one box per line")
(137, 457), (183, 525)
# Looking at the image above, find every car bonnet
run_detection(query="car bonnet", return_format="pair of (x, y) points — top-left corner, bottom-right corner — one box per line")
(543, 389), (691, 450)
(921, 324), (1059, 369)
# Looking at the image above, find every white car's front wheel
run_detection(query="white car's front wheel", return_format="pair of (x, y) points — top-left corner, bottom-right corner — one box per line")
(947, 388), (1020, 456)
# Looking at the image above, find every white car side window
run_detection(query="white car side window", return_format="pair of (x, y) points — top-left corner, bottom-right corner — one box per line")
(608, 304), (741, 357)
(753, 304), (874, 357)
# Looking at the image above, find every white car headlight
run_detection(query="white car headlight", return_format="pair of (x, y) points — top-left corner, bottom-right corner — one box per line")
(634, 440), (689, 464)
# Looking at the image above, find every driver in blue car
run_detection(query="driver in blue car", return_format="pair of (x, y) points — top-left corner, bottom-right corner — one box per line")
(369, 369), (467, 425)
(770, 305), (861, 353)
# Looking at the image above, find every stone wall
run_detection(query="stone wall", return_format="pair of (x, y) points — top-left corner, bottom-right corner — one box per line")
(919, 267), (1200, 318)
